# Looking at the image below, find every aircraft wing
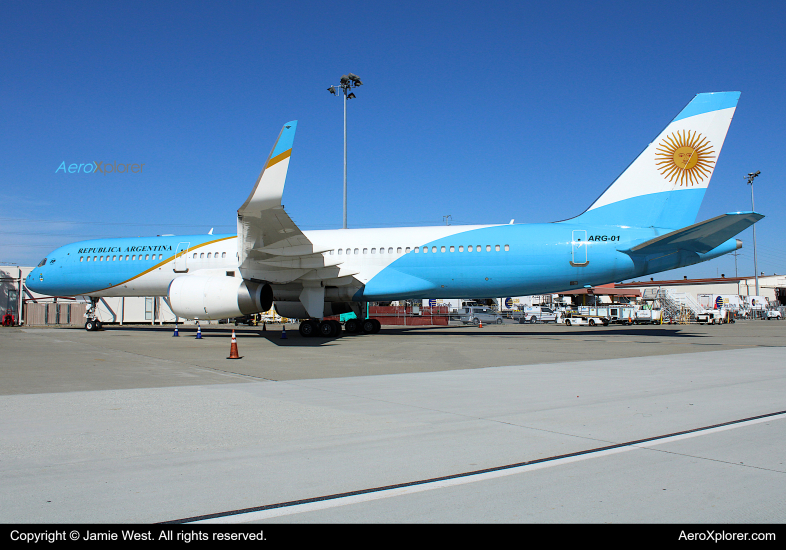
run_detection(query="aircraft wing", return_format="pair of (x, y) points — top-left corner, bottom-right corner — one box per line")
(236, 122), (346, 292)
(625, 212), (764, 256)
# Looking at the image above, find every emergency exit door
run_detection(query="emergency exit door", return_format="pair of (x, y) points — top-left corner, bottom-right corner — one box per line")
(174, 242), (190, 272)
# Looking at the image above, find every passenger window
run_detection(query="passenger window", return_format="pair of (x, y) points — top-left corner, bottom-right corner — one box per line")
(449, 246), (454, 252)
(222, 252), (226, 258)
(476, 245), (481, 251)
(193, 253), (197, 259)
(328, 250), (333, 255)
(405, 247), (411, 253)
(371, 248), (376, 254)
(504, 245), (510, 251)
(159, 254), (163, 260)
(363, 248), (368, 254)
(354, 248), (359, 255)
(432, 246), (437, 253)
(467, 246), (473, 252)
(99, 256), (103, 262)
(397, 247), (402, 254)
(338, 249), (343, 255)
(207, 253), (211, 259)
(459, 246), (464, 252)
(388, 247), (393, 254)
(495, 245), (500, 251)
(380, 248), (385, 254)
(414, 247), (419, 253)
(145, 254), (150, 260)
(423, 247), (428, 253)
(112, 255), (116, 261)
(440, 246), (446, 253)
(131, 255), (135, 261)
(346, 248), (351, 255)
(200, 253), (204, 259)
(80, 257), (83, 262)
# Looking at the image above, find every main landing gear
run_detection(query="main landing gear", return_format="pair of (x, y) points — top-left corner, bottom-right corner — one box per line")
(84, 297), (102, 331)
(298, 318), (381, 337)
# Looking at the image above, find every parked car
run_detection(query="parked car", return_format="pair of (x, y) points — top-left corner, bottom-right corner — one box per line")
(459, 306), (503, 325)
(766, 309), (782, 320)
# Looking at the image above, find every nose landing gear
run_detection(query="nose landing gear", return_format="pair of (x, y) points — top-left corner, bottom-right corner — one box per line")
(84, 297), (102, 331)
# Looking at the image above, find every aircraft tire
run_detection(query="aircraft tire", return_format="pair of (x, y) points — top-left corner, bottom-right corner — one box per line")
(371, 319), (381, 333)
(362, 319), (376, 333)
(345, 319), (360, 333)
(330, 320), (342, 336)
(318, 321), (334, 337)
(299, 320), (317, 337)
(85, 320), (96, 331)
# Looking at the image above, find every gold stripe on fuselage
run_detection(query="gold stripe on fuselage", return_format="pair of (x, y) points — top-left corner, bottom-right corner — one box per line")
(88, 236), (235, 294)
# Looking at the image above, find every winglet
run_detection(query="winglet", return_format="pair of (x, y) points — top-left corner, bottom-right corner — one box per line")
(239, 121), (298, 215)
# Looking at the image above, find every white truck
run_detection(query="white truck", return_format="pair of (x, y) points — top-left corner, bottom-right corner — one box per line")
(634, 308), (662, 324)
(519, 306), (560, 324)
(696, 308), (731, 324)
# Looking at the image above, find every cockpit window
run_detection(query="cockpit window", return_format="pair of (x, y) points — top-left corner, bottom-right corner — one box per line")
(37, 258), (47, 267)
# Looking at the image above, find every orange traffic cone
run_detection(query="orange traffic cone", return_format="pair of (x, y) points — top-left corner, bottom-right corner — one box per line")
(479, 320), (483, 328)
(227, 330), (241, 359)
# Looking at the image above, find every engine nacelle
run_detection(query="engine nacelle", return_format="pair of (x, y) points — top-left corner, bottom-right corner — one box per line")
(168, 276), (272, 320)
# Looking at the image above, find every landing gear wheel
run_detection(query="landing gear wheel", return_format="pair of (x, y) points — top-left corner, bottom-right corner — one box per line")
(318, 321), (335, 337)
(345, 319), (360, 333)
(371, 319), (381, 333)
(330, 320), (343, 336)
(85, 320), (96, 331)
(299, 320), (318, 337)
(362, 319), (375, 333)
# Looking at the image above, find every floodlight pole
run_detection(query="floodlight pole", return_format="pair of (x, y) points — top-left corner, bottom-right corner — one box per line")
(327, 74), (362, 229)
(343, 88), (347, 229)
(746, 171), (760, 297)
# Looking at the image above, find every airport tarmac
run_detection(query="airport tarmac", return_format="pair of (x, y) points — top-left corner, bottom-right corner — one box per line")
(1, 321), (784, 523)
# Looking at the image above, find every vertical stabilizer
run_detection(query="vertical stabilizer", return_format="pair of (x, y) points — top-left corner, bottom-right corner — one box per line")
(570, 92), (739, 229)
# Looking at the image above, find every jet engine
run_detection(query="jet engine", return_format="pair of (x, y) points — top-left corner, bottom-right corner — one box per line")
(168, 275), (272, 320)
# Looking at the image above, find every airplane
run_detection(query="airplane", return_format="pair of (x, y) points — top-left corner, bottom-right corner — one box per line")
(26, 91), (763, 336)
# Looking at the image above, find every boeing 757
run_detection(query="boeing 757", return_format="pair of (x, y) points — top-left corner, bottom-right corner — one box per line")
(27, 92), (763, 336)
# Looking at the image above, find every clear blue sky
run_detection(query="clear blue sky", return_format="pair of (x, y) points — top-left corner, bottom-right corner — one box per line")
(1, 0), (784, 281)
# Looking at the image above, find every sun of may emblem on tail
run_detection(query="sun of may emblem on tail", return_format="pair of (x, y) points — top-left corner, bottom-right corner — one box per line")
(655, 130), (716, 186)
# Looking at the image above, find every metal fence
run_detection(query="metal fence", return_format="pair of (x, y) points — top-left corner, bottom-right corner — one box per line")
(24, 303), (87, 326)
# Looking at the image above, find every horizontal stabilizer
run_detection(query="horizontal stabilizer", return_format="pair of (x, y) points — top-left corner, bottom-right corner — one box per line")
(625, 212), (763, 255)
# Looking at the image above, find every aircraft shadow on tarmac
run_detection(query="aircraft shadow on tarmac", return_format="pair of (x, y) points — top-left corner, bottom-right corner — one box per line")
(84, 323), (711, 347)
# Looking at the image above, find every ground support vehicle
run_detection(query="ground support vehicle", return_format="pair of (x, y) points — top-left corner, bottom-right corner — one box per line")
(634, 308), (663, 324)
(519, 306), (559, 324)
(766, 309), (782, 320)
(563, 313), (608, 327)
(696, 308), (732, 324)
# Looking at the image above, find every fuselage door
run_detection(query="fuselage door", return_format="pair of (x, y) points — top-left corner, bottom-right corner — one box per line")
(174, 242), (190, 273)
(570, 230), (589, 267)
